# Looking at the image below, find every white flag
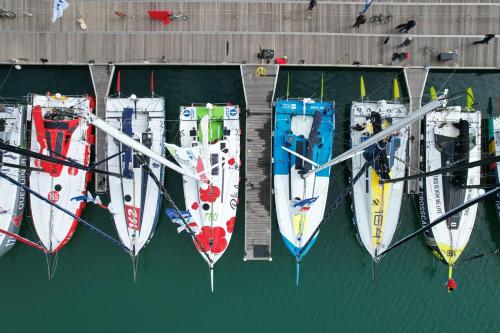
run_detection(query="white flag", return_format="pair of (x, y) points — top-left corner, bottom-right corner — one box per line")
(52, 0), (70, 23)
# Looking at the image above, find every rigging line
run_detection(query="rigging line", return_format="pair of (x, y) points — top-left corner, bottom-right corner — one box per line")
(377, 186), (500, 259)
(92, 150), (123, 167)
(296, 159), (371, 258)
(0, 161), (45, 173)
(0, 142), (123, 178)
(0, 228), (49, 253)
(0, 169), (131, 254)
(0, 66), (14, 104)
(437, 68), (458, 95)
(136, 154), (214, 265)
(393, 155), (421, 174)
(460, 249), (500, 264)
(364, 71), (406, 102)
(381, 154), (500, 184)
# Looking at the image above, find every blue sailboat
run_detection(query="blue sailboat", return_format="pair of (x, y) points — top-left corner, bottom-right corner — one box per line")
(273, 97), (335, 285)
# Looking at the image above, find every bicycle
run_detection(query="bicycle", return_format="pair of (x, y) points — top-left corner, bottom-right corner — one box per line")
(0, 8), (16, 19)
(369, 11), (392, 24)
(170, 12), (189, 21)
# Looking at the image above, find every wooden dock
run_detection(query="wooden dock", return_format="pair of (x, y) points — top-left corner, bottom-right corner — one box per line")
(241, 64), (278, 261)
(89, 64), (114, 193)
(0, 0), (499, 67)
(403, 67), (429, 194)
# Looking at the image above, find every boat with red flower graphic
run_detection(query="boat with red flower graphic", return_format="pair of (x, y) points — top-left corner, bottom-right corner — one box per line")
(0, 105), (27, 256)
(105, 95), (165, 278)
(28, 94), (94, 261)
(166, 103), (240, 291)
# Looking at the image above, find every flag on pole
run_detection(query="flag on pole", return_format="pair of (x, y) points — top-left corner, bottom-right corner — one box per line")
(52, 0), (70, 23)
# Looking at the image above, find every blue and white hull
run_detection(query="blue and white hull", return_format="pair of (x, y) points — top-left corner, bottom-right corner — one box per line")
(273, 98), (335, 266)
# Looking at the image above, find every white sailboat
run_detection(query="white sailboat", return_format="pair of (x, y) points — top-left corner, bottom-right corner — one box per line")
(419, 87), (482, 280)
(29, 93), (94, 254)
(0, 105), (27, 256)
(351, 77), (409, 260)
(166, 103), (240, 291)
(105, 95), (165, 275)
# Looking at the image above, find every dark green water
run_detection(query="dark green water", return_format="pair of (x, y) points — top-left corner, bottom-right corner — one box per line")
(1, 65), (500, 332)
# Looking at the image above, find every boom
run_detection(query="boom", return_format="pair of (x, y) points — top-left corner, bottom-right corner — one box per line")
(303, 90), (449, 178)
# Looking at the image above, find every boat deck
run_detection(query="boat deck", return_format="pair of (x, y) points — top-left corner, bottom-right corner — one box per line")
(242, 64), (277, 261)
(403, 67), (429, 194)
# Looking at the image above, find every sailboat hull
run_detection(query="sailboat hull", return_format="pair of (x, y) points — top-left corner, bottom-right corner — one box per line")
(419, 106), (482, 265)
(176, 105), (241, 265)
(0, 106), (27, 256)
(167, 104), (241, 267)
(273, 99), (334, 259)
(351, 101), (409, 259)
(29, 95), (94, 252)
(106, 97), (165, 255)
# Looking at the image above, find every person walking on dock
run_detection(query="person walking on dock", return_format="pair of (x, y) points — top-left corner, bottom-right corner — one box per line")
(308, 0), (317, 12)
(353, 14), (366, 28)
(473, 34), (495, 45)
(398, 37), (413, 48)
(395, 20), (416, 33)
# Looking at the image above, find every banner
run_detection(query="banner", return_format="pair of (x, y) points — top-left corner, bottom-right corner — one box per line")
(52, 0), (70, 23)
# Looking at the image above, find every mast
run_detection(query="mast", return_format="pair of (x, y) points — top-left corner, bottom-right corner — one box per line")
(86, 113), (198, 180)
(376, 186), (500, 258)
(0, 228), (48, 253)
(0, 142), (122, 178)
(380, 154), (500, 184)
(0, 169), (129, 254)
(302, 90), (449, 178)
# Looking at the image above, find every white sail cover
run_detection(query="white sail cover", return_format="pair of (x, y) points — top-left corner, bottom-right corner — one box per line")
(0, 106), (27, 256)
(351, 100), (409, 259)
(106, 97), (165, 256)
(29, 94), (94, 252)
(421, 106), (482, 265)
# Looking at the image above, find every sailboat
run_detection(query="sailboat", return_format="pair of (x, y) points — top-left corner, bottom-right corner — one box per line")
(419, 87), (482, 280)
(105, 94), (165, 276)
(351, 77), (409, 261)
(0, 105), (27, 255)
(273, 96), (335, 285)
(166, 103), (241, 291)
(29, 93), (94, 256)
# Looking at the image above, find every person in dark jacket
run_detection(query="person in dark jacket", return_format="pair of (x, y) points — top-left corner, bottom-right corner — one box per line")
(395, 20), (416, 33)
(473, 34), (495, 45)
(398, 37), (413, 48)
(353, 14), (366, 28)
(308, 0), (317, 11)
